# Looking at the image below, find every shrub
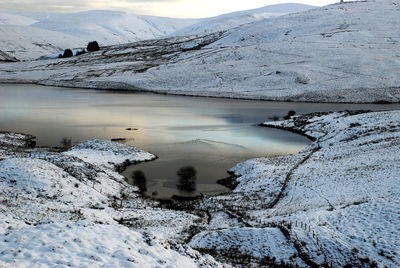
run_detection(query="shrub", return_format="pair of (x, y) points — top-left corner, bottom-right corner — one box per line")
(87, 41), (100, 52)
(63, 49), (73, 58)
(268, 115), (280, 121)
(283, 110), (296, 120)
(76, 49), (86, 56)
(295, 75), (310, 84)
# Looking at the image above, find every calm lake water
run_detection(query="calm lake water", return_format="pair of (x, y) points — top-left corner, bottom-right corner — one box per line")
(1, 84), (399, 198)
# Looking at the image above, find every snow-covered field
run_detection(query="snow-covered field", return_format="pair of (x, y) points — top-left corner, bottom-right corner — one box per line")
(1, 0), (399, 102)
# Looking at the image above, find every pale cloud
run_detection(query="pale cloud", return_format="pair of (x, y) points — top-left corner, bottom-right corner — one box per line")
(0, 0), (337, 18)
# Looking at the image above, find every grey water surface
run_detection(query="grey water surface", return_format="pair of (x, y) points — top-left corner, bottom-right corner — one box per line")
(1, 84), (399, 198)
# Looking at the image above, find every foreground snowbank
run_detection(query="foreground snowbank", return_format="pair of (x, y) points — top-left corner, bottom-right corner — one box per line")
(0, 136), (222, 267)
(189, 110), (400, 267)
(64, 139), (156, 170)
(0, 221), (200, 268)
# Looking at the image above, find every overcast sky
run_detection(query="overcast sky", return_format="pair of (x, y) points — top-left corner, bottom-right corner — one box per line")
(0, 0), (338, 18)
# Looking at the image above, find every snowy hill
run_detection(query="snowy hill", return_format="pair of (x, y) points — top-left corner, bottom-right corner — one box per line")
(1, 0), (398, 103)
(0, 3), (312, 61)
(0, 10), (197, 60)
(0, 25), (85, 60)
(0, 11), (37, 26)
(29, 10), (198, 45)
(172, 3), (315, 36)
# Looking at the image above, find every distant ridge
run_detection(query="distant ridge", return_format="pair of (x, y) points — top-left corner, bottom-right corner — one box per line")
(171, 3), (316, 36)
(0, 3), (313, 60)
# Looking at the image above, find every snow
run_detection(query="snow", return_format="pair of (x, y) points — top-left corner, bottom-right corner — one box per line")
(0, 12), (37, 26)
(189, 227), (305, 266)
(30, 10), (198, 46)
(0, 221), (200, 268)
(171, 3), (315, 37)
(187, 110), (400, 267)
(1, 1), (400, 266)
(0, 10), (197, 60)
(64, 139), (156, 170)
(1, 0), (398, 102)
(0, 51), (17, 62)
(0, 25), (85, 60)
(0, 132), (35, 150)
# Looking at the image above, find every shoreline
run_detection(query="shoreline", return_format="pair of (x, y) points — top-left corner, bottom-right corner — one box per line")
(1, 80), (400, 104)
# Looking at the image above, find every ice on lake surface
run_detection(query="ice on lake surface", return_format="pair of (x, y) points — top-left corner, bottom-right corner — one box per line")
(2, 84), (399, 198)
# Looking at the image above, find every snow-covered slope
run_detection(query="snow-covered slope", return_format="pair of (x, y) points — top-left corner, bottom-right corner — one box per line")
(0, 12), (37, 26)
(0, 50), (17, 62)
(1, 0), (398, 102)
(172, 3), (315, 36)
(0, 10), (198, 60)
(30, 10), (198, 45)
(0, 25), (85, 60)
(189, 110), (400, 267)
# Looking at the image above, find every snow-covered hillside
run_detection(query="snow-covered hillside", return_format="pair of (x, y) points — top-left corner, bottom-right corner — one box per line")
(0, 25), (85, 60)
(0, 12), (37, 26)
(0, 3), (314, 61)
(1, 0), (398, 102)
(171, 3), (315, 36)
(189, 110), (400, 267)
(0, 51), (17, 62)
(29, 10), (198, 45)
(0, 10), (197, 60)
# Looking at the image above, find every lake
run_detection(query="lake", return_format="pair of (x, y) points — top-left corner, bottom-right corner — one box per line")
(1, 84), (399, 198)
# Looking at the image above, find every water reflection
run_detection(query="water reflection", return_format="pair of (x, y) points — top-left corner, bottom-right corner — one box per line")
(60, 137), (72, 148)
(176, 166), (197, 193)
(132, 170), (147, 192)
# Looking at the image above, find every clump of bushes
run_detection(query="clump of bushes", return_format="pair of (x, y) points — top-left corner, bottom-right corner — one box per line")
(295, 75), (310, 84)
(58, 41), (100, 59)
(59, 49), (73, 58)
(76, 49), (86, 56)
(283, 110), (296, 120)
(87, 41), (100, 52)
(268, 115), (280, 121)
